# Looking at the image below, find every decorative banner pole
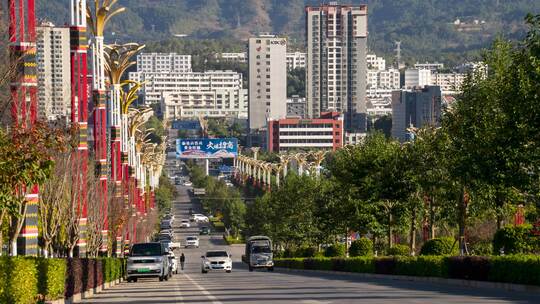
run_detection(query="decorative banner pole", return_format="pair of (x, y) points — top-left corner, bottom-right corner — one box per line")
(87, 0), (125, 254)
(9, 0), (39, 256)
(70, 0), (89, 257)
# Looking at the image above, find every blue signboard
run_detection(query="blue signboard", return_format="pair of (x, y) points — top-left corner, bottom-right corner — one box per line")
(171, 120), (201, 130)
(176, 138), (238, 159)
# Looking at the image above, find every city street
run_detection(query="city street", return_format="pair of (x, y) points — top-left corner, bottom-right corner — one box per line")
(80, 184), (540, 304)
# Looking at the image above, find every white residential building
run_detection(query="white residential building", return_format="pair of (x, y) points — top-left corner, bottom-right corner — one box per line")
(414, 62), (444, 71)
(404, 69), (433, 89)
(136, 53), (192, 73)
(286, 52), (307, 70)
(434, 73), (466, 95)
(130, 70), (245, 106)
(36, 22), (71, 122)
(248, 34), (287, 131)
(217, 52), (247, 63)
(161, 88), (248, 121)
(367, 68), (400, 90)
(367, 54), (386, 71)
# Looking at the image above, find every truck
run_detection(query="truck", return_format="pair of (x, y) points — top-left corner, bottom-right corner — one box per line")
(192, 188), (206, 197)
(242, 236), (274, 272)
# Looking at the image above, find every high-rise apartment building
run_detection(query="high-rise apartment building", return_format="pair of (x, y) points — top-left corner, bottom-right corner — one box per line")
(391, 86), (442, 142)
(306, 4), (368, 132)
(404, 68), (433, 89)
(36, 22), (71, 122)
(248, 35), (287, 131)
(136, 53), (192, 73)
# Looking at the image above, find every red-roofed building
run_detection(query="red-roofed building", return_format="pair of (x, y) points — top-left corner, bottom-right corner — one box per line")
(267, 112), (344, 153)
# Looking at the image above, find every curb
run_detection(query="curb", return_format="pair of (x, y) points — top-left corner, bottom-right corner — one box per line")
(276, 267), (540, 293)
(44, 278), (124, 304)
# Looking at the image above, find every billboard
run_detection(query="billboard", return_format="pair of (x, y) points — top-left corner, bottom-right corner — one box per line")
(176, 138), (238, 159)
(171, 120), (201, 130)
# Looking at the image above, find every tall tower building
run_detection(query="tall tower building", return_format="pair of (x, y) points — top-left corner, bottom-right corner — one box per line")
(248, 35), (287, 133)
(306, 4), (368, 132)
(36, 22), (72, 122)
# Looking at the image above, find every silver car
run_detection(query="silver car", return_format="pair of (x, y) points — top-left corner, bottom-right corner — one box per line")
(127, 242), (171, 282)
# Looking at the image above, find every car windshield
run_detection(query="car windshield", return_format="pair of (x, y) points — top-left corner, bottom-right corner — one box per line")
(131, 243), (162, 256)
(252, 246), (271, 254)
(187, 237), (197, 241)
(182, 220), (189, 223)
(206, 251), (228, 257)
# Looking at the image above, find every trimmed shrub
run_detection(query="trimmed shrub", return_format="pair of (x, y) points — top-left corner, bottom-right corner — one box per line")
(420, 237), (458, 256)
(324, 243), (346, 257)
(304, 258), (333, 271)
(492, 225), (537, 255)
(349, 238), (373, 257)
(387, 244), (410, 256)
(0, 257), (38, 304)
(36, 258), (66, 301)
(489, 255), (540, 286)
(447, 256), (490, 281)
(295, 246), (318, 258)
(344, 257), (375, 273)
(374, 257), (397, 275)
(394, 256), (447, 277)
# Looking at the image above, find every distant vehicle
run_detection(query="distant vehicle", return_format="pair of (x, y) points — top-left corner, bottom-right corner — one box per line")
(168, 251), (179, 274)
(175, 179), (181, 185)
(192, 188), (206, 196)
(185, 236), (200, 248)
(160, 220), (172, 230)
(225, 182), (234, 187)
(163, 214), (174, 222)
(201, 250), (232, 273)
(180, 219), (191, 228)
(158, 233), (173, 242)
(243, 236), (274, 272)
(199, 226), (211, 235)
(127, 242), (171, 282)
(190, 214), (209, 222)
(184, 181), (193, 187)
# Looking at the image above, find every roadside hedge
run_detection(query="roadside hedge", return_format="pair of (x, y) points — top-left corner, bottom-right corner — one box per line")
(0, 257), (125, 303)
(275, 255), (540, 286)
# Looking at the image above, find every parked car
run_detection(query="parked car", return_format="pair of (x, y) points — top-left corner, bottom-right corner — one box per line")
(190, 214), (209, 222)
(201, 250), (232, 273)
(185, 236), (200, 248)
(168, 251), (179, 274)
(199, 226), (211, 235)
(127, 242), (171, 282)
(184, 181), (193, 187)
(180, 219), (191, 228)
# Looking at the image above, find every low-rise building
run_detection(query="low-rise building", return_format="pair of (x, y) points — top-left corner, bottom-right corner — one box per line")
(433, 73), (466, 95)
(286, 95), (307, 118)
(367, 54), (386, 71)
(216, 52), (247, 63)
(414, 62), (444, 71)
(129, 70), (245, 105)
(267, 112), (344, 153)
(404, 68), (433, 89)
(286, 52), (307, 70)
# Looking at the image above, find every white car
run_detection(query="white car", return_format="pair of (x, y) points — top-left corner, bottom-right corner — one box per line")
(201, 250), (232, 273)
(190, 214), (209, 222)
(168, 252), (179, 274)
(185, 236), (200, 248)
(180, 219), (191, 228)
(184, 181), (193, 187)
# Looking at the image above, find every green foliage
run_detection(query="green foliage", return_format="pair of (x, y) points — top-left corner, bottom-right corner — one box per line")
(387, 244), (410, 256)
(36, 258), (66, 301)
(349, 238), (373, 257)
(489, 255), (540, 285)
(394, 256), (448, 277)
(420, 237), (459, 256)
(470, 241), (493, 256)
(0, 257), (37, 304)
(344, 257), (375, 273)
(287, 67), (305, 97)
(295, 246), (319, 258)
(155, 173), (177, 217)
(492, 225), (538, 255)
(145, 116), (165, 144)
(224, 235), (244, 245)
(324, 244), (346, 257)
(212, 221), (226, 233)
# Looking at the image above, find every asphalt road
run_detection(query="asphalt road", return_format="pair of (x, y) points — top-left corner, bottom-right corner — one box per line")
(81, 180), (540, 304)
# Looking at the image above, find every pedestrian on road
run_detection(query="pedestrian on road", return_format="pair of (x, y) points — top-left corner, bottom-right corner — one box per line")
(180, 253), (185, 270)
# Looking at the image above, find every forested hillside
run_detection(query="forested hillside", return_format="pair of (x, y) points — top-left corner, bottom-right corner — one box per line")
(36, 0), (540, 62)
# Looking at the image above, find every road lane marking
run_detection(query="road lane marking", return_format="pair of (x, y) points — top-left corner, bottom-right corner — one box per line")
(182, 273), (223, 304)
(173, 274), (185, 303)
